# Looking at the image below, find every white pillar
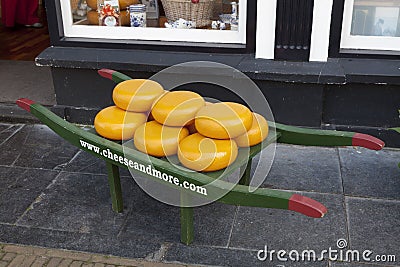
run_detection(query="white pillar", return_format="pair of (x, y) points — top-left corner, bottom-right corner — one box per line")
(309, 0), (334, 62)
(255, 0), (277, 59)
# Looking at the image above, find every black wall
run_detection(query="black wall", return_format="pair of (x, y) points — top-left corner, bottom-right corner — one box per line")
(50, 67), (400, 147)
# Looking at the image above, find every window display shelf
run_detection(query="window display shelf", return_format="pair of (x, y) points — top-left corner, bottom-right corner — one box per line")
(62, 0), (244, 44)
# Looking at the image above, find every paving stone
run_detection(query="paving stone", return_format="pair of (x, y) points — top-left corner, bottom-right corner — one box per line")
(255, 144), (342, 194)
(4, 245), (48, 256)
(63, 150), (131, 177)
(0, 124), (78, 169)
(46, 249), (91, 261)
(46, 257), (63, 267)
(0, 124), (10, 134)
(31, 256), (49, 267)
(229, 191), (347, 252)
(0, 124), (30, 166)
(0, 124), (22, 146)
(19, 254), (36, 267)
(121, 193), (181, 243)
(8, 254), (25, 267)
(164, 243), (329, 267)
(339, 148), (400, 199)
(3, 244), (34, 254)
(2, 244), (48, 257)
(17, 172), (136, 235)
(143, 263), (186, 267)
(31, 247), (48, 256)
(70, 260), (85, 267)
(0, 224), (162, 259)
(346, 197), (400, 265)
(59, 258), (74, 267)
(0, 166), (59, 224)
(2, 252), (16, 261)
(0, 261), (7, 267)
(91, 255), (142, 266)
(121, 182), (236, 246)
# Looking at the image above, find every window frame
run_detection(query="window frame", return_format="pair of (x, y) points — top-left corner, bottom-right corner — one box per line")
(340, 0), (400, 51)
(329, 0), (400, 58)
(46, 0), (257, 54)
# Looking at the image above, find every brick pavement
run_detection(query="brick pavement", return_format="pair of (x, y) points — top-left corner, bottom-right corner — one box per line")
(0, 243), (190, 267)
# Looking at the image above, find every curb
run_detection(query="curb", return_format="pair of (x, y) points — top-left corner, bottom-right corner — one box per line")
(0, 103), (41, 124)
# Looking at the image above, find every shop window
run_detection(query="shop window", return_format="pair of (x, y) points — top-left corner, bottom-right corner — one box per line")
(61, 0), (246, 44)
(341, 0), (400, 51)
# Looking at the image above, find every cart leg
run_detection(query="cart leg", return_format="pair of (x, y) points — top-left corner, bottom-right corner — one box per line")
(180, 192), (194, 245)
(239, 158), (252, 186)
(106, 162), (123, 213)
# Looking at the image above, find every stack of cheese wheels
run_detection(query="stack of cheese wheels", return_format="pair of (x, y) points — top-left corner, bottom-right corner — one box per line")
(87, 10), (130, 26)
(95, 78), (269, 172)
(86, 0), (138, 26)
(94, 79), (165, 141)
(87, 0), (139, 10)
(134, 91), (204, 157)
(178, 102), (268, 172)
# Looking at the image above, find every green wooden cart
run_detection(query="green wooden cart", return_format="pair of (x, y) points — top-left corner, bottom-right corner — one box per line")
(16, 69), (385, 245)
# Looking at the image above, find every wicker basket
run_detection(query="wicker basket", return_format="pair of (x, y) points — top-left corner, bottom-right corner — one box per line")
(161, 0), (215, 28)
(70, 0), (80, 11)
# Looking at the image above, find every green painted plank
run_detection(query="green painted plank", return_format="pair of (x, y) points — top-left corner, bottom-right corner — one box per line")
(275, 122), (354, 146)
(106, 162), (123, 213)
(390, 127), (400, 134)
(275, 122), (384, 150)
(180, 193), (194, 245)
(98, 69), (132, 84)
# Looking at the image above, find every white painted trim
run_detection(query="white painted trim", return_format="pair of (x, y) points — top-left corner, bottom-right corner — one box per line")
(59, 0), (247, 44)
(309, 0), (334, 62)
(255, 0), (277, 59)
(340, 0), (400, 51)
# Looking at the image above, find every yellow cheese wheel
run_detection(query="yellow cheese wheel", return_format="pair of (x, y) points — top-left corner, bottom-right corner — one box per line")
(86, 0), (98, 10)
(119, 0), (140, 9)
(134, 121), (189, 157)
(119, 10), (130, 26)
(178, 133), (238, 172)
(195, 102), (253, 139)
(87, 10), (130, 26)
(94, 106), (147, 140)
(234, 113), (269, 147)
(87, 10), (99, 25)
(113, 79), (165, 112)
(151, 91), (205, 127)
